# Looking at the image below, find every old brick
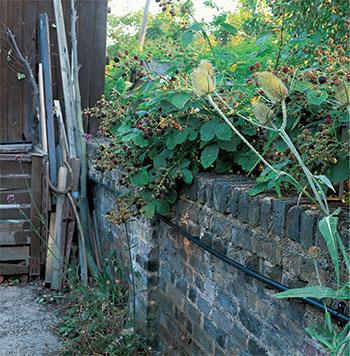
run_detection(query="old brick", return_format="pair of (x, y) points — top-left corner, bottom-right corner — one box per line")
(198, 294), (211, 315)
(212, 309), (233, 333)
(286, 205), (308, 242)
(204, 317), (227, 349)
(213, 181), (231, 213)
(238, 192), (250, 223)
(260, 197), (272, 232)
(188, 288), (197, 303)
(200, 232), (213, 247)
(176, 278), (188, 295)
(272, 200), (295, 237)
(205, 180), (214, 208)
(230, 188), (242, 218)
(300, 209), (318, 248)
(248, 199), (260, 227)
(213, 238), (228, 255)
(264, 327), (291, 356)
(217, 291), (238, 316)
(185, 303), (201, 326)
(238, 308), (262, 337)
(231, 226), (252, 251)
(247, 338), (268, 356)
(213, 218), (231, 237)
(193, 324), (213, 352)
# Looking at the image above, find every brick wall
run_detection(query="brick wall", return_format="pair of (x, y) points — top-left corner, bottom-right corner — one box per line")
(87, 141), (348, 356)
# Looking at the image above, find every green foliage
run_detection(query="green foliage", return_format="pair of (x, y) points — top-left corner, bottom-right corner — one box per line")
(57, 261), (154, 356)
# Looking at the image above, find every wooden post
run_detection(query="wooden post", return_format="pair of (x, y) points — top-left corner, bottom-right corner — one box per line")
(29, 153), (43, 277)
(39, 14), (57, 186)
(51, 166), (68, 290)
(45, 212), (56, 284)
(38, 63), (48, 154)
(52, 0), (78, 159)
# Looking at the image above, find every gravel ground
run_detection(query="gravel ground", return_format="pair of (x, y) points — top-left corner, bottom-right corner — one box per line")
(0, 284), (62, 356)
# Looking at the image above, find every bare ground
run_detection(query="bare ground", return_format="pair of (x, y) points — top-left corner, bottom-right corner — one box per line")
(0, 284), (62, 356)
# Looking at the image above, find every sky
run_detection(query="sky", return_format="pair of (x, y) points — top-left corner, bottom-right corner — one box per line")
(110, 0), (239, 22)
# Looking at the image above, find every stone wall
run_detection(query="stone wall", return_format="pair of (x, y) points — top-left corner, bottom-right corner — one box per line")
(87, 141), (348, 356)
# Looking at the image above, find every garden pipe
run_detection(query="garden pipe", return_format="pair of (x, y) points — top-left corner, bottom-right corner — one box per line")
(155, 213), (349, 325)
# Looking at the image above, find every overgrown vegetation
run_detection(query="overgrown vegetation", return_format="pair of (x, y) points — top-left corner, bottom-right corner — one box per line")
(82, 0), (349, 354)
(57, 260), (157, 356)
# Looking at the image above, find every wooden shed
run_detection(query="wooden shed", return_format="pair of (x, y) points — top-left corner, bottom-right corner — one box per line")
(0, 0), (108, 279)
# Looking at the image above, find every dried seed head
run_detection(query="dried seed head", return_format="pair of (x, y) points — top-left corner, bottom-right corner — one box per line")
(335, 82), (350, 106)
(252, 101), (274, 124)
(191, 68), (215, 95)
(258, 71), (288, 102)
(198, 59), (214, 77)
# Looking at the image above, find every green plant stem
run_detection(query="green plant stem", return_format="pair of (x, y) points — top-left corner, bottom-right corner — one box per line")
(214, 93), (323, 208)
(208, 95), (279, 174)
(336, 233), (350, 274)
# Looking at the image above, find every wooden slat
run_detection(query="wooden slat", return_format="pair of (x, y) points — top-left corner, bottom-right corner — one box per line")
(0, 161), (31, 175)
(0, 246), (30, 261)
(0, 190), (30, 205)
(0, 263), (29, 275)
(0, 175), (31, 189)
(30, 153), (43, 276)
(0, 144), (32, 153)
(0, 220), (30, 232)
(0, 153), (32, 162)
(0, 231), (31, 245)
(0, 206), (31, 220)
(40, 13), (57, 186)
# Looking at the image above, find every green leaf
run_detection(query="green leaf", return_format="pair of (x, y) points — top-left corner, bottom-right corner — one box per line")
(274, 179), (282, 200)
(215, 123), (232, 141)
(200, 121), (217, 141)
(170, 93), (191, 109)
(238, 151), (257, 171)
(305, 326), (334, 349)
(142, 202), (155, 219)
(187, 127), (198, 141)
(256, 33), (272, 47)
(130, 170), (149, 186)
(275, 286), (349, 299)
(118, 124), (133, 135)
(249, 182), (269, 196)
(326, 157), (350, 183)
(179, 159), (190, 168)
(155, 199), (170, 216)
(153, 155), (167, 169)
(215, 157), (232, 174)
(217, 137), (240, 152)
(132, 134), (148, 147)
(188, 23), (202, 31)
(200, 144), (219, 169)
(221, 23), (237, 34)
(182, 30), (194, 46)
(319, 215), (340, 283)
(315, 175), (335, 192)
(175, 129), (189, 144)
(294, 80), (312, 92)
(166, 134), (177, 150)
(307, 90), (328, 105)
(181, 168), (193, 184)
(115, 77), (126, 95)
(165, 189), (177, 204)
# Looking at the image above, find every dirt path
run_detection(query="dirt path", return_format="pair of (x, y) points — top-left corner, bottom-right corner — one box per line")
(0, 284), (62, 356)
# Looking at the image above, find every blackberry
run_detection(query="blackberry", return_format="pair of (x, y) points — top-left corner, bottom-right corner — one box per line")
(318, 76), (327, 84)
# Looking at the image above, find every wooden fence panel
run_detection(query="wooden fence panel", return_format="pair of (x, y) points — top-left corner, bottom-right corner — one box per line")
(0, 0), (107, 142)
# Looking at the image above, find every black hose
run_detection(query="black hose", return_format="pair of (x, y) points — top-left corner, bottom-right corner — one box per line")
(156, 213), (349, 325)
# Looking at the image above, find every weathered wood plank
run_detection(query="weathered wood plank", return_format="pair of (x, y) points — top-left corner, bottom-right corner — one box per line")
(0, 246), (30, 261)
(0, 231), (31, 245)
(0, 144), (32, 153)
(0, 263), (29, 275)
(0, 175), (31, 189)
(0, 154), (32, 162)
(0, 206), (31, 220)
(0, 220), (30, 232)
(40, 13), (57, 186)
(30, 153), (42, 276)
(0, 161), (31, 175)
(0, 190), (30, 205)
